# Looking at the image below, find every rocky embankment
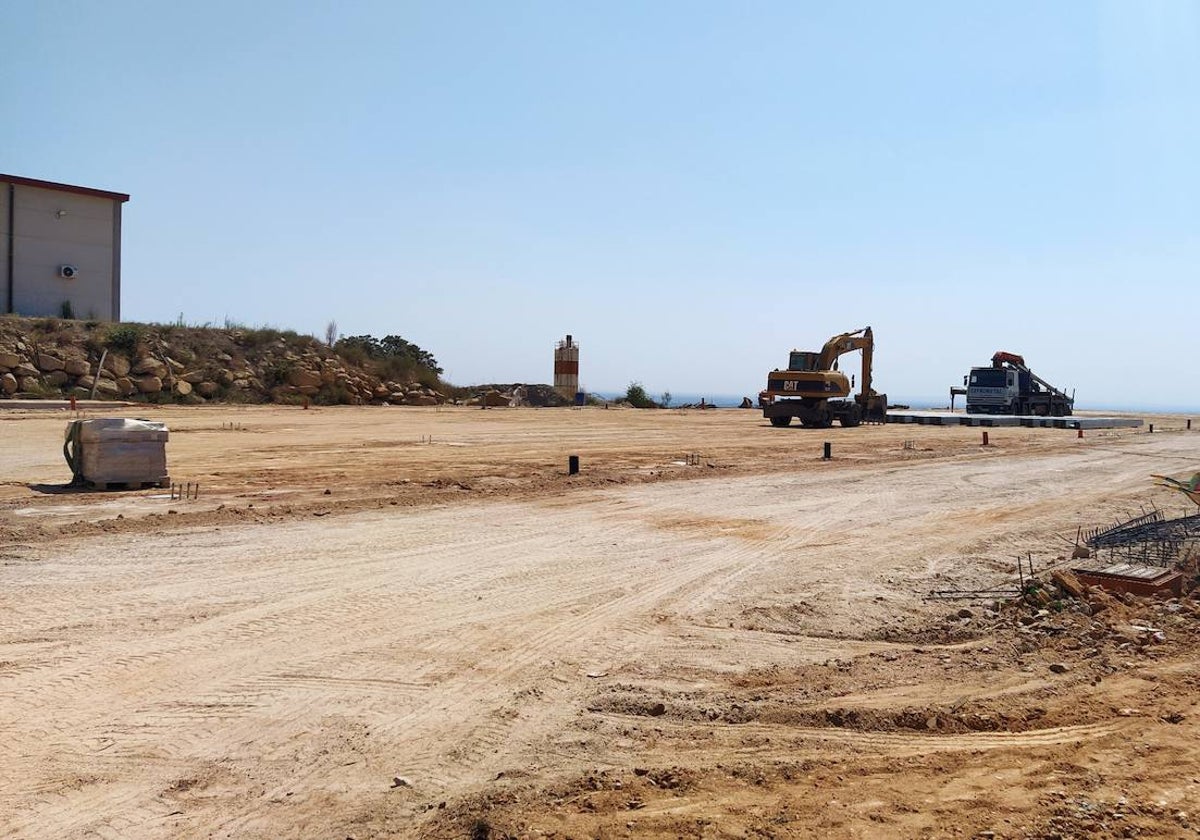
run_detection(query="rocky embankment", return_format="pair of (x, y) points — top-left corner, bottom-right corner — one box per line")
(0, 318), (469, 406)
(0, 318), (571, 407)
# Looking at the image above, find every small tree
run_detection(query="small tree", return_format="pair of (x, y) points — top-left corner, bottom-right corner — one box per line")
(325, 320), (338, 346)
(660, 391), (672, 408)
(624, 381), (658, 408)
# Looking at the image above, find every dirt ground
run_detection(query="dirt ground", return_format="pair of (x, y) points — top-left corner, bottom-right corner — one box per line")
(1, 403), (1198, 839)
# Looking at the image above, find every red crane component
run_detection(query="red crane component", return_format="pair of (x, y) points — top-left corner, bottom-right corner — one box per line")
(991, 351), (1026, 368)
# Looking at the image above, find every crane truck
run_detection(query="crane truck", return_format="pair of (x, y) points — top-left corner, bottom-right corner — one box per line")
(964, 351), (1073, 416)
(758, 327), (887, 428)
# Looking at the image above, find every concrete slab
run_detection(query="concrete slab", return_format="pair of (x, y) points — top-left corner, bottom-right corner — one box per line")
(886, 411), (1143, 430)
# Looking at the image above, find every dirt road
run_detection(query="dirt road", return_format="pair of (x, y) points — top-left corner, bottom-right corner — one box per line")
(1, 406), (1197, 838)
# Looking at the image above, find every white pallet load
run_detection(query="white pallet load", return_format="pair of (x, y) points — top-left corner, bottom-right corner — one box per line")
(64, 418), (170, 488)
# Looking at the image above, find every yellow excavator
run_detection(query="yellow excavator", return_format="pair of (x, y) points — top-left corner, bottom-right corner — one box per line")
(758, 327), (887, 428)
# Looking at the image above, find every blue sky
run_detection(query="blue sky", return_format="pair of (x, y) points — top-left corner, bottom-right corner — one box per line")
(5, 1), (1199, 408)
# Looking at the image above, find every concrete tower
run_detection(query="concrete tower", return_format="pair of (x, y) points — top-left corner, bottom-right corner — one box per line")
(554, 334), (579, 398)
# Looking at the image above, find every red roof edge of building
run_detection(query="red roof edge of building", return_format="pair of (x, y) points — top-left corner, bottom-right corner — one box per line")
(0, 173), (130, 203)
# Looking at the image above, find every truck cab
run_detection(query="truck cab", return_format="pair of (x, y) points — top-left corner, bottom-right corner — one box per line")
(964, 359), (1072, 417)
(965, 366), (1018, 414)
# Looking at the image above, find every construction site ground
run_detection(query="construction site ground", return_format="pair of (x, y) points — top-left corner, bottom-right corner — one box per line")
(1, 404), (1198, 839)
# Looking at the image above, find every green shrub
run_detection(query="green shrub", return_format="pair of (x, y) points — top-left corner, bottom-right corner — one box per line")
(624, 381), (658, 408)
(104, 324), (143, 354)
(262, 359), (296, 388)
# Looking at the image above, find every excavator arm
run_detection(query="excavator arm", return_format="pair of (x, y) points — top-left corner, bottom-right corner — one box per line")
(817, 327), (875, 399)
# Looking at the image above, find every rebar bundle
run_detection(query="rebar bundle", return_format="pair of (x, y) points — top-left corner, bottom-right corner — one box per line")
(1083, 508), (1200, 567)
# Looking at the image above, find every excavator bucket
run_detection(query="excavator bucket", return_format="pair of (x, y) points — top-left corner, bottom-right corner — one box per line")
(859, 392), (888, 424)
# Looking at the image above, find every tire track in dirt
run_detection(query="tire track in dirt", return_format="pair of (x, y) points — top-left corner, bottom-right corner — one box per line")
(590, 713), (1129, 758)
(2, 507), (581, 836)
(207, 504), (786, 835)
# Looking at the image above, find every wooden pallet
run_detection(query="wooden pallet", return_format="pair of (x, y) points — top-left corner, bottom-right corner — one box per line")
(85, 477), (171, 491)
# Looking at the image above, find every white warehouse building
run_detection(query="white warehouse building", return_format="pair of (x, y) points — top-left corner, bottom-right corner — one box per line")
(1, 173), (129, 322)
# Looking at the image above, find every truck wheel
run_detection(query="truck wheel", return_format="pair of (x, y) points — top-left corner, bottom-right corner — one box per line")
(840, 408), (861, 427)
(769, 416), (792, 427)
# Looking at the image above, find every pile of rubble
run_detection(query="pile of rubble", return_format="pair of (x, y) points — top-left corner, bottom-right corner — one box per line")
(465, 384), (572, 408)
(1002, 563), (1200, 670)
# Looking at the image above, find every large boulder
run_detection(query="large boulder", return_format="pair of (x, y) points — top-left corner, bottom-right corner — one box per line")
(45, 370), (69, 387)
(181, 370), (207, 384)
(115, 377), (135, 396)
(173, 380), (193, 396)
(196, 381), (220, 398)
(0, 352), (20, 369)
(136, 375), (163, 394)
(405, 394), (438, 406)
(94, 378), (120, 397)
(13, 362), (39, 378)
(63, 357), (90, 377)
(37, 353), (64, 372)
(103, 354), (131, 377)
(132, 357), (167, 378)
(287, 368), (322, 389)
(19, 376), (40, 392)
(482, 390), (510, 407)
(1, 373), (16, 394)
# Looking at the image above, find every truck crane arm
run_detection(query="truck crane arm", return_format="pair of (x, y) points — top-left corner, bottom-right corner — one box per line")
(991, 350), (1070, 400)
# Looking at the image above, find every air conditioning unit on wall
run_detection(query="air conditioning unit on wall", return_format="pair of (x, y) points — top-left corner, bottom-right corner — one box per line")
(59, 265), (78, 279)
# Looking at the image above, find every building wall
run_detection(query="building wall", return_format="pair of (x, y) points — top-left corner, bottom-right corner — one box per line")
(7, 183), (120, 321)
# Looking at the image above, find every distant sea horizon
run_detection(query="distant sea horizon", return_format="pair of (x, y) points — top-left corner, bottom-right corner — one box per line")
(591, 392), (1200, 414)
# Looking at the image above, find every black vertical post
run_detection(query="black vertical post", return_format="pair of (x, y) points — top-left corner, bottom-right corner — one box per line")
(6, 183), (14, 314)
(568, 455), (579, 475)
(823, 442), (831, 461)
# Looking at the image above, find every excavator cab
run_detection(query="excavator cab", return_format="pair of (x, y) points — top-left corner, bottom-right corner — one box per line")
(787, 350), (820, 372)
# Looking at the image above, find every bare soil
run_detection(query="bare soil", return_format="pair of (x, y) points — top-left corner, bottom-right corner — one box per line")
(1, 404), (1197, 839)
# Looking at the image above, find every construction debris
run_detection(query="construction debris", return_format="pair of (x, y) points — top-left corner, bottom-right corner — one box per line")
(1082, 508), (1200, 566)
(1073, 564), (1185, 598)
